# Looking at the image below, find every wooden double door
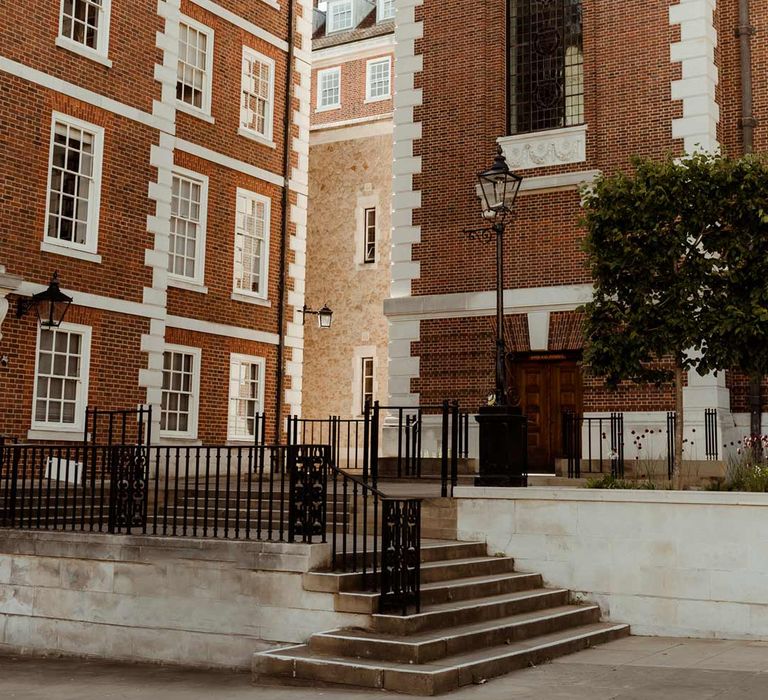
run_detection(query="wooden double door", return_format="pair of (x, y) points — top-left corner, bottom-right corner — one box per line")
(514, 355), (583, 473)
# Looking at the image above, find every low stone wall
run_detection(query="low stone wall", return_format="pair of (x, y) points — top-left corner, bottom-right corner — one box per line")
(0, 531), (367, 669)
(455, 487), (768, 640)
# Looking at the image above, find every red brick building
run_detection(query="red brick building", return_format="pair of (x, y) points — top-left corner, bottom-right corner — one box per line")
(0, 0), (314, 445)
(384, 0), (768, 470)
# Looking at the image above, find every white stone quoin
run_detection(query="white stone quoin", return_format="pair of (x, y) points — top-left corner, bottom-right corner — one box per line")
(670, 0), (719, 154)
(0, 264), (23, 343)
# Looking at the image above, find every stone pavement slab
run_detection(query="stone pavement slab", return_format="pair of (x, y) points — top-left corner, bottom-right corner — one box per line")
(2, 637), (768, 699)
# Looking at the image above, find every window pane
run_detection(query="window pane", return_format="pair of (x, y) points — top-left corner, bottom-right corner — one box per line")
(319, 69), (341, 108)
(34, 327), (87, 426)
(161, 350), (197, 435)
(46, 119), (98, 248)
(60, 0), (103, 50)
(177, 22), (210, 111)
(328, 0), (354, 31)
(234, 193), (268, 297)
(242, 51), (273, 137)
(228, 359), (262, 438)
(509, 0), (583, 134)
(169, 173), (204, 281)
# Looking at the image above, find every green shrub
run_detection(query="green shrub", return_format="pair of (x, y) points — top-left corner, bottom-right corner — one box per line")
(585, 474), (656, 490)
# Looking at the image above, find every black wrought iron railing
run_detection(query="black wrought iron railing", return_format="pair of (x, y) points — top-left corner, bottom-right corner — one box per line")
(366, 400), (464, 497)
(1, 442), (309, 541)
(324, 461), (421, 614)
(287, 416), (366, 470)
(0, 439), (422, 614)
(564, 410), (721, 480)
(705, 409), (718, 461)
(562, 412), (625, 479)
(288, 400), (467, 498)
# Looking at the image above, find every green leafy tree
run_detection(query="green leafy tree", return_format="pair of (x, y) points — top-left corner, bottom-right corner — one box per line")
(581, 154), (768, 483)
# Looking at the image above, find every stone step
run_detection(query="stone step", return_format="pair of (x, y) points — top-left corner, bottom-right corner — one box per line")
(330, 541), (486, 571)
(304, 555), (515, 596)
(421, 571), (542, 606)
(372, 588), (571, 636)
(371, 588), (570, 635)
(254, 621), (630, 695)
(333, 571), (544, 614)
(310, 604), (602, 664)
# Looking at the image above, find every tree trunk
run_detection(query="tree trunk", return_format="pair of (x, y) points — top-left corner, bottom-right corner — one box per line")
(674, 363), (685, 489)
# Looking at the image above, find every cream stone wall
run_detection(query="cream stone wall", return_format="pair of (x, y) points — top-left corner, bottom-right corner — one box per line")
(303, 132), (393, 420)
(0, 531), (367, 669)
(456, 487), (768, 641)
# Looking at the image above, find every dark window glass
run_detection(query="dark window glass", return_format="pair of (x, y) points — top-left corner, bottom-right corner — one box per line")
(509, 0), (584, 135)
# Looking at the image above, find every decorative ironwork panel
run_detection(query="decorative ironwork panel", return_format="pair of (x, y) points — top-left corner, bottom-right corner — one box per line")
(108, 445), (149, 533)
(288, 445), (328, 543)
(509, 0), (584, 134)
(380, 499), (421, 615)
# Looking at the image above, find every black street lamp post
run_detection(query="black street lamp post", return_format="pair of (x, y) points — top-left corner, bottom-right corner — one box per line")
(470, 146), (523, 405)
(464, 146), (528, 487)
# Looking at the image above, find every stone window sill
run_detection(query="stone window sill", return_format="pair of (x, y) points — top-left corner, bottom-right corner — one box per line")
(498, 124), (587, 172)
(40, 240), (102, 264)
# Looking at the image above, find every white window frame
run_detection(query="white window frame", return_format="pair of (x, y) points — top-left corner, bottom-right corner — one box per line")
(169, 166), (208, 291)
(232, 188), (271, 302)
(360, 357), (375, 415)
(31, 322), (92, 434)
(355, 190), (380, 268)
(176, 15), (215, 119)
(365, 56), (391, 102)
(227, 354), (266, 442)
(240, 47), (275, 146)
(326, 0), (354, 33)
(377, 0), (395, 22)
(351, 346), (377, 417)
(317, 66), (341, 111)
(56, 0), (112, 67)
(363, 207), (376, 263)
(160, 344), (202, 440)
(42, 112), (104, 261)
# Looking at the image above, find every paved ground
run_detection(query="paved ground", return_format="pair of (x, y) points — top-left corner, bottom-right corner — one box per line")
(3, 637), (768, 699)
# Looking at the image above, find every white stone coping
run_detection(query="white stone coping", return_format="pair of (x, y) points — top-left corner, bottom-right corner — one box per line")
(454, 485), (768, 507)
(0, 529), (332, 571)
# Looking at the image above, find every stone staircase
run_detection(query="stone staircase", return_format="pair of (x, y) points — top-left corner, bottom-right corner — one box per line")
(254, 540), (629, 695)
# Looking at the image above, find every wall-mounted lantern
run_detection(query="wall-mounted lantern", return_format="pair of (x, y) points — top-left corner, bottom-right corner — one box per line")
(302, 303), (334, 329)
(16, 272), (73, 329)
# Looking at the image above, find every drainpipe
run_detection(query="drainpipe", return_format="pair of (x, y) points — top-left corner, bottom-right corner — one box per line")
(738, 0), (757, 154)
(738, 0), (761, 436)
(274, 0), (297, 443)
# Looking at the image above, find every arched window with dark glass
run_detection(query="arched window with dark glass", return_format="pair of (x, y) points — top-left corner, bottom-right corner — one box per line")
(508, 0), (584, 135)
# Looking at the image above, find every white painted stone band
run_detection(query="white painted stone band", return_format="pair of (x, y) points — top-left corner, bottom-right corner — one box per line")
(384, 284), (594, 320)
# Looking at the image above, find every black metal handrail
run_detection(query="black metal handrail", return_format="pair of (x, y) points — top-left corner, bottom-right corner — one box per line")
(325, 460), (421, 614)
